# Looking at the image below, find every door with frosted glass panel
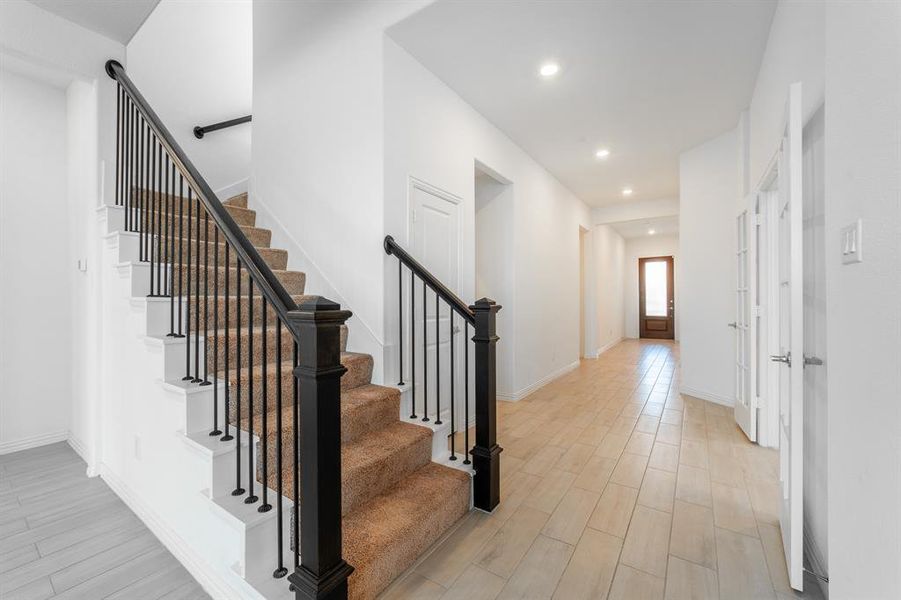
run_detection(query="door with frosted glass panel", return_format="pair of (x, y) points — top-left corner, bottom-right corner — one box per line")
(638, 256), (674, 339)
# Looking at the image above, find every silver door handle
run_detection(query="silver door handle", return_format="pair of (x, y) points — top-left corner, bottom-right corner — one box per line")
(727, 322), (738, 329)
(770, 352), (792, 367)
(803, 355), (823, 367)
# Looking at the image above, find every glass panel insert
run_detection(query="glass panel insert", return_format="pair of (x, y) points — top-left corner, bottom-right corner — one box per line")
(644, 260), (668, 317)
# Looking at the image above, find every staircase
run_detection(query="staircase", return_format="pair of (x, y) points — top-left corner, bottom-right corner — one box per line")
(213, 194), (472, 599)
(101, 60), (499, 600)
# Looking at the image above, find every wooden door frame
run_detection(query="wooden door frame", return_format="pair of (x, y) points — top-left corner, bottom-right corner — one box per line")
(638, 255), (675, 339)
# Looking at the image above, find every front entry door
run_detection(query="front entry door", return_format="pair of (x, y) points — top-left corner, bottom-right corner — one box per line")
(772, 82), (804, 591)
(638, 256), (674, 339)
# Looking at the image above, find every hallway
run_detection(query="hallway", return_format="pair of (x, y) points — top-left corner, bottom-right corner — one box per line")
(381, 340), (824, 600)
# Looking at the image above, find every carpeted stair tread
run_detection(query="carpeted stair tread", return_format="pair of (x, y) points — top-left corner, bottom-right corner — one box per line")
(275, 421), (433, 516)
(222, 353), (373, 419)
(343, 462), (471, 599)
(175, 264), (305, 295)
(165, 240), (287, 271)
(175, 223), (271, 246)
(243, 383), (398, 447)
(223, 192), (247, 208)
(203, 322), (349, 368)
(145, 203), (257, 228)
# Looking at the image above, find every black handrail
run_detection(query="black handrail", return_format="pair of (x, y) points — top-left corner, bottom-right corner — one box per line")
(105, 61), (298, 327)
(194, 115), (251, 139)
(384, 235), (474, 325)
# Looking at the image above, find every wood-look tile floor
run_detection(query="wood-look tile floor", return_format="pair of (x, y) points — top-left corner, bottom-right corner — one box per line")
(0, 442), (211, 600)
(380, 340), (826, 600)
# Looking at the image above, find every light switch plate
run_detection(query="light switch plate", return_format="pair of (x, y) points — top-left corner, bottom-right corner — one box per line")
(841, 219), (863, 264)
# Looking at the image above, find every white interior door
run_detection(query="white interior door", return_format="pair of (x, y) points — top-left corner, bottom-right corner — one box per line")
(409, 181), (460, 425)
(733, 208), (756, 441)
(772, 82), (804, 591)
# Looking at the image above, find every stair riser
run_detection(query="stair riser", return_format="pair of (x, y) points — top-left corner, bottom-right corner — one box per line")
(175, 264), (305, 296)
(223, 192), (248, 208)
(225, 354), (374, 420)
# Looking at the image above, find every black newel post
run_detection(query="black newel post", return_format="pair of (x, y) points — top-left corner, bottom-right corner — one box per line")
(287, 297), (354, 600)
(469, 297), (502, 512)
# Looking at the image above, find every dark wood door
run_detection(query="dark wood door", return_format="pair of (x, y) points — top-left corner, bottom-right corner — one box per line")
(639, 256), (674, 339)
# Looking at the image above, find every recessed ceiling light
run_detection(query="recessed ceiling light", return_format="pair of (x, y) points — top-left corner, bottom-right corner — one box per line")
(648, 229), (656, 235)
(595, 149), (610, 159)
(622, 187), (633, 196)
(539, 62), (560, 78)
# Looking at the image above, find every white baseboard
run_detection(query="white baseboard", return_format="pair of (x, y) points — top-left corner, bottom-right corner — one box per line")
(498, 360), (580, 402)
(99, 465), (245, 600)
(0, 430), (69, 455)
(679, 385), (734, 407)
(215, 178), (248, 202)
(590, 337), (623, 358)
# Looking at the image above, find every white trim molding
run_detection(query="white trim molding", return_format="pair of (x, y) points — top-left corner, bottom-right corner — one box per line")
(679, 385), (734, 407)
(0, 430), (69, 455)
(498, 360), (580, 402)
(590, 337), (624, 359)
(99, 465), (248, 600)
(215, 177), (249, 202)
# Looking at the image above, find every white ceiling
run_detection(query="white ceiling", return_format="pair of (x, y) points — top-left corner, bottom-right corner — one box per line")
(388, 0), (776, 206)
(27, 0), (161, 44)
(611, 215), (679, 240)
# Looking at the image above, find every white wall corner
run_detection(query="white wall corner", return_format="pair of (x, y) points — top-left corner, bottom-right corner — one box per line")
(498, 360), (580, 402)
(215, 177), (249, 202)
(679, 385), (734, 408)
(248, 191), (385, 383)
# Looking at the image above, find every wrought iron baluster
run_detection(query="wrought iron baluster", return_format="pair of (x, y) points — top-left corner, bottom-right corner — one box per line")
(422, 281), (429, 422)
(221, 244), (233, 442)
(201, 211), (211, 386)
(292, 339), (299, 569)
(260, 301), (271, 513)
(182, 187), (193, 381)
(449, 310), (456, 460)
(435, 292), (442, 425)
(210, 226), (222, 437)
(192, 193), (202, 383)
(233, 261), (245, 495)
(177, 177), (184, 337)
(246, 277), (257, 504)
(274, 318), (286, 577)
(148, 137), (156, 295)
(156, 140), (163, 295)
(464, 321), (470, 465)
(398, 260), (404, 385)
(410, 270), (416, 419)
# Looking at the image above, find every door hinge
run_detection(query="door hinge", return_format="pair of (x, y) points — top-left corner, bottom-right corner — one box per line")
(411, 208), (417, 223)
(752, 305), (763, 318)
(755, 213), (766, 226)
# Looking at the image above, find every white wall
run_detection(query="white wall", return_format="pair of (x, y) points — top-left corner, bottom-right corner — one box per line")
(0, 70), (71, 452)
(824, 2), (901, 597)
(252, 1), (428, 384)
(592, 225), (625, 355)
(748, 0), (825, 189)
(623, 235), (679, 340)
(679, 129), (739, 405)
(0, 0), (124, 466)
(383, 38), (592, 400)
(475, 171), (515, 395)
(127, 0), (252, 196)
